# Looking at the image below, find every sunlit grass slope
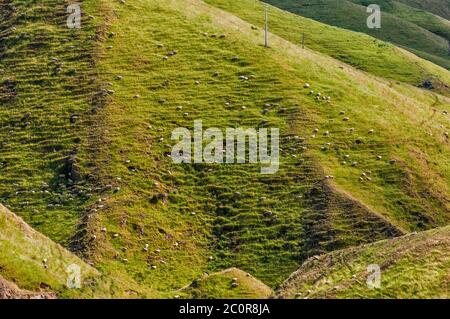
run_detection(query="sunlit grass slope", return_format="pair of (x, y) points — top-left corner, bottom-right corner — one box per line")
(0, 204), (98, 297)
(276, 225), (450, 299)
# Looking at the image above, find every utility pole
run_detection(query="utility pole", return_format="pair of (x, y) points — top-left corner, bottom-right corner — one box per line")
(265, 6), (269, 48)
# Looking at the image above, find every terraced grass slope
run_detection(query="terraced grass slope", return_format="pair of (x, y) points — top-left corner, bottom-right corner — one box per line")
(206, 0), (450, 97)
(262, 0), (450, 70)
(276, 225), (450, 299)
(0, 0), (103, 244)
(181, 268), (273, 299)
(0, 0), (449, 299)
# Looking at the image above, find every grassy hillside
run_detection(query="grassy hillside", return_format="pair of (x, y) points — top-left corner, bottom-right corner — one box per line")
(206, 0), (450, 96)
(0, 0), (449, 298)
(276, 225), (450, 299)
(80, 0), (448, 293)
(0, 275), (55, 299)
(262, 0), (450, 70)
(0, 204), (161, 298)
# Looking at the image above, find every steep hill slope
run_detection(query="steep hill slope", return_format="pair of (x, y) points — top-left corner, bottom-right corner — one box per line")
(78, 0), (448, 293)
(0, 0), (103, 244)
(262, 0), (450, 70)
(181, 268), (273, 299)
(0, 0), (449, 298)
(275, 225), (450, 299)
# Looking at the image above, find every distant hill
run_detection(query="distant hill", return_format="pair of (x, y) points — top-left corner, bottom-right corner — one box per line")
(207, 0), (450, 96)
(262, 0), (450, 70)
